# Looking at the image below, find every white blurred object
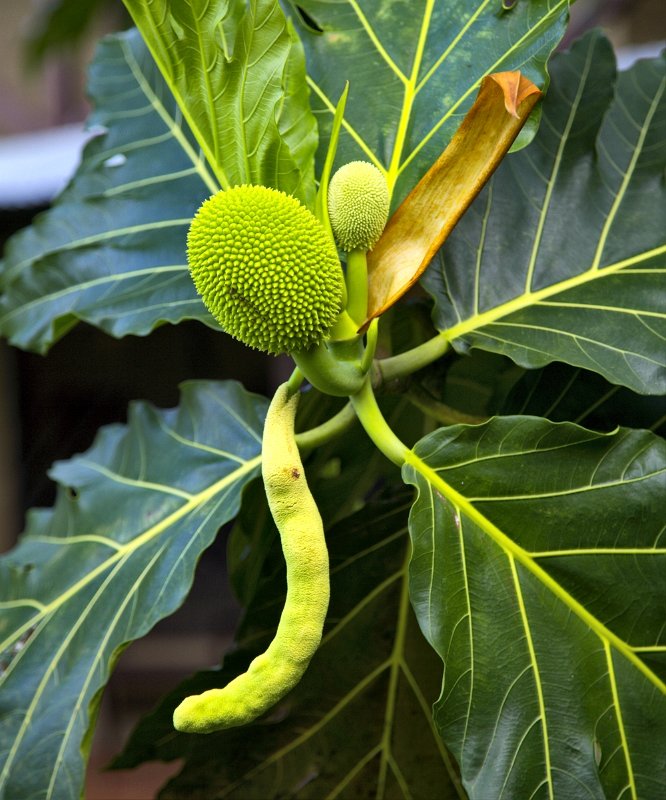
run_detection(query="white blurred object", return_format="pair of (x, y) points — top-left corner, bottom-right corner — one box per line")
(616, 41), (665, 70)
(0, 123), (93, 208)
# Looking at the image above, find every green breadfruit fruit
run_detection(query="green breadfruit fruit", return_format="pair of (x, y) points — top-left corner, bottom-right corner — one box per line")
(328, 161), (390, 252)
(187, 186), (344, 354)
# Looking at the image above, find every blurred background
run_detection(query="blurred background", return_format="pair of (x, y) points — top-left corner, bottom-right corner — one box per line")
(0, 1), (664, 797)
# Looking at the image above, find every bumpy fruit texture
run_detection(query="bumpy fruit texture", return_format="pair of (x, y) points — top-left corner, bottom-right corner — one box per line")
(187, 186), (344, 354)
(328, 161), (390, 251)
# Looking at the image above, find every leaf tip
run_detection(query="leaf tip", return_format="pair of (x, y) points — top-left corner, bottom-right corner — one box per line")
(489, 71), (541, 118)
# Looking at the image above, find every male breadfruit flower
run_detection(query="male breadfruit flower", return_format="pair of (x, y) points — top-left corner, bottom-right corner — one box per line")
(328, 161), (390, 252)
(187, 186), (344, 355)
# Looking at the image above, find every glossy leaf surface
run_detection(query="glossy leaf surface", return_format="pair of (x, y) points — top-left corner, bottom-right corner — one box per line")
(0, 382), (266, 800)
(423, 32), (666, 394)
(404, 417), (666, 799)
(114, 494), (466, 799)
(0, 30), (214, 354)
(502, 361), (666, 436)
(122, 0), (317, 204)
(288, 0), (568, 206)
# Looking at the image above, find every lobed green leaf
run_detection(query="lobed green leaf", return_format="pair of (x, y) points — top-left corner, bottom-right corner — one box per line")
(114, 493), (466, 799)
(0, 0), (319, 355)
(404, 416), (666, 799)
(288, 0), (569, 206)
(121, 0), (317, 205)
(0, 1), (569, 352)
(0, 30), (215, 353)
(423, 32), (666, 394)
(0, 381), (266, 800)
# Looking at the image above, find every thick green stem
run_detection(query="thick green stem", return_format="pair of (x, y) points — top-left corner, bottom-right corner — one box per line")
(345, 249), (368, 326)
(376, 333), (450, 383)
(350, 378), (410, 467)
(285, 367), (304, 396)
(293, 337), (365, 397)
(329, 309), (359, 341)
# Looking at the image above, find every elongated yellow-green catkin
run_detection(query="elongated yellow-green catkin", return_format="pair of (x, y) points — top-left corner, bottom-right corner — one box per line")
(173, 383), (329, 733)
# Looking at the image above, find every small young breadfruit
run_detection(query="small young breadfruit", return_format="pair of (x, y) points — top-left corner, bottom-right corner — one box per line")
(328, 161), (390, 252)
(187, 185), (343, 355)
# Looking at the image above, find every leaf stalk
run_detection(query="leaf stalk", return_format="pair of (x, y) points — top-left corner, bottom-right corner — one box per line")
(350, 378), (410, 467)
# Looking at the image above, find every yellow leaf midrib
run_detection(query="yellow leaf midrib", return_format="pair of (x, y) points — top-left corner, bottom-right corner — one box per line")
(508, 555), (554, 799)
(0, 456), (262, 792)
(0, 457), (260, 659)
(406, 451), (666, 699)
(604, 640), (638, 798)
(441, 245), (666, 343)
(122, 34), (222, 192)
(399, 0), (569, 178)
(45, 548), (164, 798)
(385, 0), (436, 194)
(407, 448), (662, 798)
(122, 7), (228, 190)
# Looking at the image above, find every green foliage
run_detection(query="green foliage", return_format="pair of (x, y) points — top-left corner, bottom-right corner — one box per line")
(404, 418), (666, 798)
(423, 32), (666, 394)
(0, 29), (215, 353)
(287, 0), (568, 205)
(502, 361), (666, 436)
(0, 0), (568, 354)
(1, 2), (665, 799)
(114, 493), (463, 799)
(0, 382), (266, 799)
(122, 0), (317, 204)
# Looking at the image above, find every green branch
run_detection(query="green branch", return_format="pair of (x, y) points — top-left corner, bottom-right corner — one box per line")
(345, 249), (369, 326)
(376, 333), (450, 384)
(350, 379), (410, 466)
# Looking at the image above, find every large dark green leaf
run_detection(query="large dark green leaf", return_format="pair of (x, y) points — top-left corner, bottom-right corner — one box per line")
(423, 32), (666, 394)
(114, 493), (466, 800)
(502, 361), (666, 436)
(403, 417), (666, 799)
(122, 0), (317, 205)
(408, 348), (522, 426)
(0, 29), (215, 354)
(0, 381), (266, 800)
(287, 0), (569, 206)
(0, 1), (318, 355)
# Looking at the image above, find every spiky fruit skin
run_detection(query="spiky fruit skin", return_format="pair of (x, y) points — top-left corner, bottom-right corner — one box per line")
(328, 161), (390, 251)
(187, 186), (343, 355)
